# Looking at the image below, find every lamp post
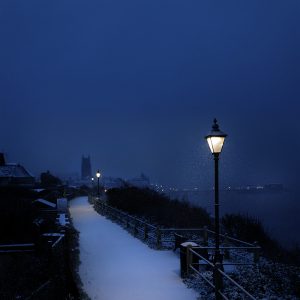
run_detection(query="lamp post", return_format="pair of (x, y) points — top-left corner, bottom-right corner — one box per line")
(205, 119), (227, 300)
(96, 170), (101, 197)
(91, 177), (94, 191)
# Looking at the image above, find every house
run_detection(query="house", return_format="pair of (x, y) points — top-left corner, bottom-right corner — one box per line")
(0, 153), (35, 187)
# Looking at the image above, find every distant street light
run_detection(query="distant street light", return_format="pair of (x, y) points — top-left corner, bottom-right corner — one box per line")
(96, 170), (101, 197)
(205, 118), (227, 299)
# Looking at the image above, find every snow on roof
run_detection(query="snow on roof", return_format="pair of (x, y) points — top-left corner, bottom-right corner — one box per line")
(0, 164), (34, 178)
(35, 198), (56, 208)
(70, 196), (198, 300)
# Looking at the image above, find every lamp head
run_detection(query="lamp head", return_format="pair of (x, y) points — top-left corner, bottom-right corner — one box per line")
(205, 119), (227, 154)
(96, 170), (101, 178)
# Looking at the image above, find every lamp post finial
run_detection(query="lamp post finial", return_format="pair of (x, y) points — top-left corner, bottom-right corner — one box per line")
(213, 118), (219, 131)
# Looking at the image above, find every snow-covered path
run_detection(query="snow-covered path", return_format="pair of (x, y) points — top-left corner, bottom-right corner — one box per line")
(69, 196), (199, 300)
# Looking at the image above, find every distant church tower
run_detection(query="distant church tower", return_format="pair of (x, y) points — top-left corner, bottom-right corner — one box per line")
(81, 155), (92, 180)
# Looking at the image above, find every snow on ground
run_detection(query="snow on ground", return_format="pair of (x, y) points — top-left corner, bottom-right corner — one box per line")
(69, 196), (199, 300)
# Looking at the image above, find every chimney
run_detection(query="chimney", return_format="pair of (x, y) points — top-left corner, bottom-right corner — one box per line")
(0, 153), (5, 166)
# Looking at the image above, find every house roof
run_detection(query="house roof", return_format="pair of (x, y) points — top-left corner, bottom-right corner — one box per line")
(0, 163), (34, 178)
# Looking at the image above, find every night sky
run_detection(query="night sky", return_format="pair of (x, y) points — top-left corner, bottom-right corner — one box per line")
(1, 0), (299, 188)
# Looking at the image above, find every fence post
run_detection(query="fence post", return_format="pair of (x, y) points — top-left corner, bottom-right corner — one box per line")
(203, 226), (208, 246)
(144, 224), (148, 240)
(253, 241), (260, 263)
(174, 233), (179, 251)
(156, 227), (161, 249)
(186, 245), (193, 276)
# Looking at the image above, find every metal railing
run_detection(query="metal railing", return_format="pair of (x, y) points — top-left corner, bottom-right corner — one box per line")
(90, 195), (259, 299)
(174, 231), (260, 264)
(188, 247), (257, 299)
(90, 196), (260, 253)
(92, 196), (161, 246)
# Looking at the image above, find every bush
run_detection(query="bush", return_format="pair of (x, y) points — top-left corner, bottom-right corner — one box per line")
(106, 187), (211, 228)
(221, 213), (300, 263)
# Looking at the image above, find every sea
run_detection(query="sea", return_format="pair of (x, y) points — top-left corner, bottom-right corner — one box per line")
(169, 189), (299, 249)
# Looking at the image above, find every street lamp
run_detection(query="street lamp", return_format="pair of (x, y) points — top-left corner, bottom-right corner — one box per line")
(205, 119), (227, 300)
(96, 170), (101, 197)
(205, 118), (227, 263)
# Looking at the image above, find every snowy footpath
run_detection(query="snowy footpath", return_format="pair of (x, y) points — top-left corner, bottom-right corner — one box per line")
(69, 196), (199, 300)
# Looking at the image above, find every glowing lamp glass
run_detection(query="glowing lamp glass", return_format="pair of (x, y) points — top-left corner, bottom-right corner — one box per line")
(96, 171), (101, 178)
(206, 136), (226, 154)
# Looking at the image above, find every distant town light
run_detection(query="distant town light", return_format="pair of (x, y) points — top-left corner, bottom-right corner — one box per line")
(205, 119), (227, 154)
